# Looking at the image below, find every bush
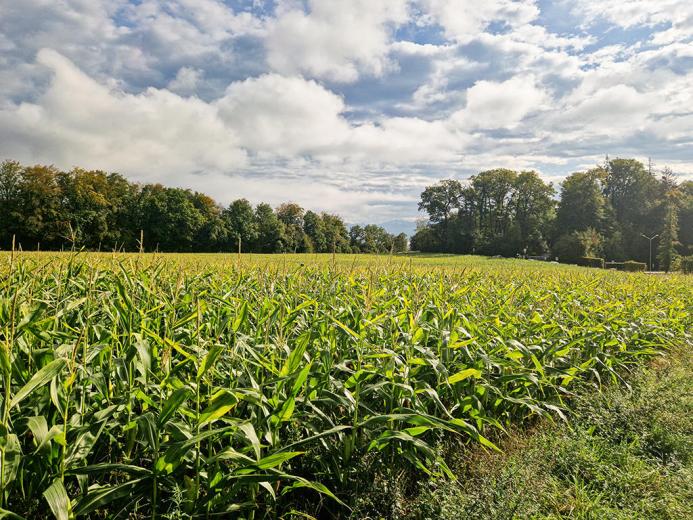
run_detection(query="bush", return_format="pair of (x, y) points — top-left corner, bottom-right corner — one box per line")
(681, 256), (693, 274)
(623, 261), (646, 272)
(605, 261), (646, 272)
(578, 257), (605, 268)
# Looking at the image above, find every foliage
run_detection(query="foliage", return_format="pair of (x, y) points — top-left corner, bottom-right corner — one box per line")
(605, 261), (647, 272)
(623, 260), (647, 272)
(681, 256), (693, 274)
(385, 345), (693, 520)
(0, 252), (690, 518)
(657, 185), (680, 272)
(0, 160), (403, 254)
(414, 158), (692, 269)
(578, 257), (605, 269)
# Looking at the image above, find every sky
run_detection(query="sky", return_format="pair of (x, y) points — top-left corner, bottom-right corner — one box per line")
(1, 0), (692, 234)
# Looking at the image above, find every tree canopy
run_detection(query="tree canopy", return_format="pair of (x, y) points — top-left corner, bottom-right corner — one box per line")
(413, 158), (692, 269)
(0, 159), (407, 254)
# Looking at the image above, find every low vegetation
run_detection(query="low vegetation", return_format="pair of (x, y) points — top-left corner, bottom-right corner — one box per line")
(364, 345), (692, 519)
(1, 252), (690, 518)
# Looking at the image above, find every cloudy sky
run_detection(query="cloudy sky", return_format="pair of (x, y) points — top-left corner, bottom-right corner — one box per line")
(1, 1), (692, 232)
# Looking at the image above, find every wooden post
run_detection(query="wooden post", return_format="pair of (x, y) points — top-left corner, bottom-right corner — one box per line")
(332, 238), (336, 270)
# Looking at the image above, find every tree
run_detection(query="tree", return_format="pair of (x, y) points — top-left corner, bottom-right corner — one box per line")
(511, 171), (555, 254)
(678, 181), (693, 256)
(603, 158), (659, 261)
(392, 233), (408, 253)
(303, 210), (327, 252)
(135, 185), (205, 251)
(57, 168), (115, 249)
(553, 169), (611, 260)
(555, 169), (609, 235)
(18, 164), (63, 249)
(191, 192), (225, 251)
(418, 179), (463, 248)
(553, 228), (602, 262)
(410, 222), (440, 252)
(469, 169), (517, 254)
(222, 199), (257, 253)
(253, 203), (284, 253)
(0, 160), (23, 248)
(657, 189), (680, 272)
(349, 225), (365, 253)
(320, 213), (350, 252)
(276, 203), (307, 253)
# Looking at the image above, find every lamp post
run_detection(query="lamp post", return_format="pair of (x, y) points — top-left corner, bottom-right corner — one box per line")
(640, 233), (659, 272)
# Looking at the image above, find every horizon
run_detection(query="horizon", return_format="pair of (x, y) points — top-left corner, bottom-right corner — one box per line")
(1, 1), (692, 232)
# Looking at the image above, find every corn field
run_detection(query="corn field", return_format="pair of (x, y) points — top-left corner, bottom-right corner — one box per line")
(0, 252), (691, 519)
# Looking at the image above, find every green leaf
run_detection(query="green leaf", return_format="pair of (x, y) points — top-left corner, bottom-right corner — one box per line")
(277, 397), (295, 422)
(239, 422), (261, 460)
(232, 301), (248, 333)
(66, 464), (151, 477)
(43, 479), (73, 520)
(0, 507), (27, 520)
(254, 451), (304, 469)
(199, 389), (238, 426)
(158, 387), (192, 427)
(10, 358), (67, 410)
(197, 344), (224, 380)
(27, 416), (49, 447)
(447, 368), (481, 384)
(0, 433), (21, 489)
(290, 362), (312, 397)
(73, 478), (147, 516)
(282, 479), (347, 508)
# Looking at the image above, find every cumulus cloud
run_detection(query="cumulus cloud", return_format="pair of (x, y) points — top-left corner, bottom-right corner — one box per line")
(266, 0), (409, 82)
(1, 0), (692, 225)
(420, 0), (540, 42)
(216, 73), (352, 156)
(450, 75), (549, 129)
(0, 49), (246, 178)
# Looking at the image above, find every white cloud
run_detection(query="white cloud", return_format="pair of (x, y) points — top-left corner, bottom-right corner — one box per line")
(266, 0), (409, 82)
(167, 67), (204, 95)
(420, 0), (539, 42)
(2, 0), (693, 224)
(450, 75), (549, 129)
(572, 0), (692, 30)
(215, 74), (351, 155)
(0, 49), (246, 178)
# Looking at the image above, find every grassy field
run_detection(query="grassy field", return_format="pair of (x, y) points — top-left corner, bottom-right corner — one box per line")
(0, 252), (690, 519)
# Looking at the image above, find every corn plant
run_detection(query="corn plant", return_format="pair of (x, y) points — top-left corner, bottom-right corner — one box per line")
(0, 252), (690, 519)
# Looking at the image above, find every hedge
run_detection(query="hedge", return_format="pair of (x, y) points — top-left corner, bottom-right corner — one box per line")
(605, 261), (647, 272)
(623, 260), (647, 272)
(578, 257), (605, 268)
(681, 256), (693, 274)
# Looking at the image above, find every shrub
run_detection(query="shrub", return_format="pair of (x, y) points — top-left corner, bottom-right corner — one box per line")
(623, 260), (646, 272)
(605, 261), (646, 272)
(681, 256), (693, 274)
(578, 257), (605, 268)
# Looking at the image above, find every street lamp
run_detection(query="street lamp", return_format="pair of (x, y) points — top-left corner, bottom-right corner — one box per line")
(640, 233), (659, 271)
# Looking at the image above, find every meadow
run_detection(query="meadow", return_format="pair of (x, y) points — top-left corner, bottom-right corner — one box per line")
(0, 252), (690, 519)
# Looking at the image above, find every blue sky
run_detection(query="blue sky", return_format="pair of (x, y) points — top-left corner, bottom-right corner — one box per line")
(1, 0), (692, 233)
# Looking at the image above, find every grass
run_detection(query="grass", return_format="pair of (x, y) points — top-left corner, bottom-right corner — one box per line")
(0, 252), (690, 519)
(368, 346), (692, 519)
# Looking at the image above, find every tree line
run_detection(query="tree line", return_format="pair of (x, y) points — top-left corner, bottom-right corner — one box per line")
(0, 160), (408, 254)
(412, 158), (692, 271)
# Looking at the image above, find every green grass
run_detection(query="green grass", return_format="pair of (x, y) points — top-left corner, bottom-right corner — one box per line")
(371, 346), (693, 519)
(0, 252), (690, 519)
